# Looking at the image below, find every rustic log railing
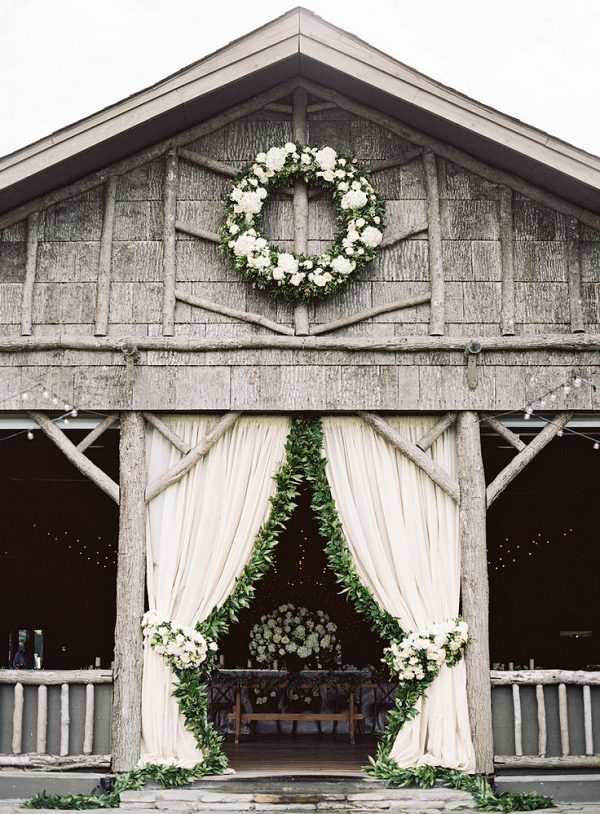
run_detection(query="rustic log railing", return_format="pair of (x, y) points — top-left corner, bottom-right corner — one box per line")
(491, 670), (600, 768)
(0, 670), (112, 769)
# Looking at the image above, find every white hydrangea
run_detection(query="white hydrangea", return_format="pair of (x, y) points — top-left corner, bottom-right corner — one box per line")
(276, 252), (299, 275)
(232, 233), (257, 257)
(331, 255), (355, 275)
(314, 146), (337, 171)
(237, 190), (264, 215)
(360, 225), (383, 248)
(341, 189), (368, 210)
(142, 612), (214, 672)
(265, 146), (288, 172)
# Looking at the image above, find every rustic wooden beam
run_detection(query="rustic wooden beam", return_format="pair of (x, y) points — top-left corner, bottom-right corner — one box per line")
(112, 412), (146, 772)
(491, 669), (600, 685)
(369, 148), (423, 173)
(499, 186), (515, 336)
(175, 221), (220, 243)
(60, 684), (70, 756)
(0, 669), (113, 685)
(12, 683), (23, 754)
(359, 412), (460, 502)
(162, 150), (178, 336)
(94, 176), (117, 336)
(494, 755), (600, 769)
(380, 221), (428, 248)
(292, 87), (310, 336)
(423, 150), (444, 336)
(83, 683), (95, 755)
(177, 148), (236, 177)
(3, 333), (600, 354)
(76, 412), (119, 453)
(264, 102), (293, 114)
(487, 412), (573, 507)
(583, 685), (594, 755)
(28, 411), (119, 503)
(20, 212), (39, 336)
(567, 217), (585, 333)
(482, 415), (525, 452)
(143, 412), (191, 455)
(175, 289), (294, 336)
(298, 79), (600, 233)
(310, 293), (431, 336)
(0, 754), (111, 769)
(146, 412), (241, 503)
(416, 412), (457, 451)
(512, 684), (523, 756)
(0, 78), (301, 231)
(306, 101), (337, 113)
(536, 684), (547, 756)
(456, 411), (494, 775)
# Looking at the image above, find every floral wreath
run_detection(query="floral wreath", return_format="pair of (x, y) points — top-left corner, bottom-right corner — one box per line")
(220, 143), (386, 301)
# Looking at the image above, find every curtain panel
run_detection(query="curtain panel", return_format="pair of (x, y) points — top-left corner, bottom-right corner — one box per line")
(322, 416), (475, 771)
(140, 415), (290, 766)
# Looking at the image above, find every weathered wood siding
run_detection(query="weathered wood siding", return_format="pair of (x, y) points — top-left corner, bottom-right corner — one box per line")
(0, 91), (598, 412)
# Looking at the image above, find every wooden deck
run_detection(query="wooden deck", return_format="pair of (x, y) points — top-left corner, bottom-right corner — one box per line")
(223, 735), (377, 775)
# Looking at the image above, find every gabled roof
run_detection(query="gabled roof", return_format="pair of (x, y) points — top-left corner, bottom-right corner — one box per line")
(1, 6), (599, 218)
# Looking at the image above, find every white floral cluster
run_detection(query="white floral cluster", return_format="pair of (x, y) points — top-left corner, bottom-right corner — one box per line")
(221, 143), (385, 300)
(384, 618), (469, 683)
(249, 604), (342, 668)
(142, 611), (217, 672)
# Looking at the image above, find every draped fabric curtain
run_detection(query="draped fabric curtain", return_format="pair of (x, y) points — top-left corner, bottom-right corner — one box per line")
(140, 415), (290, 766)
(322, 416), (475, 771)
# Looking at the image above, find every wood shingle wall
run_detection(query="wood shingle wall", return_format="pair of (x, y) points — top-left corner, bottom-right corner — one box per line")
(0, 88), (598, 412)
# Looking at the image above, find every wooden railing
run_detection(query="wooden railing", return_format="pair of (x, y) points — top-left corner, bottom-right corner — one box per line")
(491, 670), (600, 768)
(0, 670), (112, 769)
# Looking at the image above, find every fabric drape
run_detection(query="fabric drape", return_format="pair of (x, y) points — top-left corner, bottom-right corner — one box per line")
(322, 416), (475, 771)
(140, 415), (290, 766)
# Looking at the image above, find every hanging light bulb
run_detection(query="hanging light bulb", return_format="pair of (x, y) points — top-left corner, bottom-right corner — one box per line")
(64, 417), (70, 425)
(42, 388), (50, 399)
(64, 403), (71, 411)
(21, 392), (29, 401)
(26, 431), (34, 440)
(594, 442), (600, 450)
(71, 409), (78, 417)
(550, 393), (557, 401)
(52, 397), (59, 406)
(557, 429), (563, 437)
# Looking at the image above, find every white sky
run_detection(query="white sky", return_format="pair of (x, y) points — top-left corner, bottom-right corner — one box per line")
(1, 0), (599, 158)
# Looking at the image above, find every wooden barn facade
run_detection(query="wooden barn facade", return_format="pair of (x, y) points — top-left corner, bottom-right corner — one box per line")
(1, 8), (599, 785)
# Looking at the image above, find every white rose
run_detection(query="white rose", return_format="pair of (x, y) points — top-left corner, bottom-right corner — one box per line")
(360, 225), (383, 248)
(341, 189), (368, 210)
(256, 152), (267, 163)
(312, 275), (326, 287)
(232, 234), (256, 257)
(265, 146), (288, 172)
(290, 272), (305, 286)
(272, 268), (285, 280)
(319, 169), (335, 182)
(257, 187), (268, 200)
(228, 223), (240, 234)
(314, 146), (337, 170)
(276, 252), (299, 275)
(284, 142), (297, 153)
(331, 255), (355, 275)
(301, 153), (312, 165)
(238, 190), (263, 215)
(337, 181), (349, 192)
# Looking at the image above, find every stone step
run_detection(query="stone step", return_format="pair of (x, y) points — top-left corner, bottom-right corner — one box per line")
(119, 778), (477, 812)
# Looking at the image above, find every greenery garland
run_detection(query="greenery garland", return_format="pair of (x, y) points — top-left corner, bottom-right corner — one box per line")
(220, 143), (386, 301)
(24, 416), (552, 811)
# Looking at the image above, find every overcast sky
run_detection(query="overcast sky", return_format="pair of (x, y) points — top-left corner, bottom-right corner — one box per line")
(1, 0), (599, 159)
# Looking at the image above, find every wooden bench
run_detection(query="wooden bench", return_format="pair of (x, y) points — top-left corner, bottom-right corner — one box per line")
(227, 685), (364, 744)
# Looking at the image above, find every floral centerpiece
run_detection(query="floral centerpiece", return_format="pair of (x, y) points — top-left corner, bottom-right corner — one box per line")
(248, 604), (342, 670)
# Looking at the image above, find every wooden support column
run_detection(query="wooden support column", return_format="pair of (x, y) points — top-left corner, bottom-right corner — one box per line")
(20, 212), (39, 336)
(292, 87), (310, 335)
(112, 412), (146, 772)
(499, 187), (515, 336)
(567, 217), (585, 333)
(162, 150), (178, 336)
(423, 150), (444, 335)
(456, 411), (494, 775)
(95, 176), (117, 336)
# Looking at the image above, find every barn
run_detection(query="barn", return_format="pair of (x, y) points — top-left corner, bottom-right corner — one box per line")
(1, 7), (599, 807)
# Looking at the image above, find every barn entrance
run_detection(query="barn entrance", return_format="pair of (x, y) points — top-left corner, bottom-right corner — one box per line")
(215, 486), (383, 773)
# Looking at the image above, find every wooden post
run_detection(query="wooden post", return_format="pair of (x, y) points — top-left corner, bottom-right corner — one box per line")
(162, 151), (178, 336)
(112, 412), (146, 772)
(292, 86), (310, 335)
(423, 150), (445, 336)
(95, 176), (118, 336)
(456, 411), (494, 775)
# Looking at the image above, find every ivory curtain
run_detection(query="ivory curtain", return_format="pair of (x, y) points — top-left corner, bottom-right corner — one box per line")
(140, 415), (290, 766)
(322, 416), (475, 771)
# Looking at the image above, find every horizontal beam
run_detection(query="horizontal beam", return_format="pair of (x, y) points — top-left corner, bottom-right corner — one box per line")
(491, 669), (600, 686)
(0, 669), (113, 685)
(2, 333), (600, 354)
(0, 754), (111, 769)
(494, 755), (600, 768)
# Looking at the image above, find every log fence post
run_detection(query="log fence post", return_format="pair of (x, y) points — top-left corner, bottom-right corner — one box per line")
(457, 411), (494, 775)
(111, 411), (146, 771)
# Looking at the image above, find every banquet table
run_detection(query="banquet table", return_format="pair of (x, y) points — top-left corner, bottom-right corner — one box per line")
(208, 669), (398, 743)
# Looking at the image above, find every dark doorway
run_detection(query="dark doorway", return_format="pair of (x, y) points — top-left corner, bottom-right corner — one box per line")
(220, 487), (384, 669)
(484, 428), (600, 670)
(0, 423), (119, 669)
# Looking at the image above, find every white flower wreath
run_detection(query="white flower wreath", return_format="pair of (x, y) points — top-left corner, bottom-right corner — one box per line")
(220, 143), (386, 301)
